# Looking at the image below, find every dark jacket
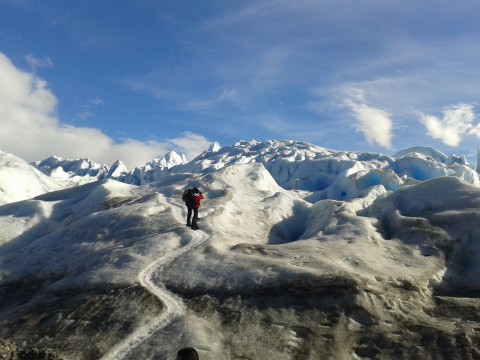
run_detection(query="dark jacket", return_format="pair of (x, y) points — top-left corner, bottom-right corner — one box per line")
(184, 190), (204, 209)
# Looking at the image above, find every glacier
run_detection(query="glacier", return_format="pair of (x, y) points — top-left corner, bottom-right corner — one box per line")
(1, 140), (480, 359)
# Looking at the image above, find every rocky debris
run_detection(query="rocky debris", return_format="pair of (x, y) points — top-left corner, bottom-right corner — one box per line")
(0, 282), (163, 360)
(178, 286), (480, 360)
(0, 339), (61, 360)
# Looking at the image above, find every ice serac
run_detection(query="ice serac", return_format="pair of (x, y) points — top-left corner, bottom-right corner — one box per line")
(393, 146), (449, 164)
(31, 140), (480, 192)
(0, 151), (63, 205)
(173, 139), (480, 203)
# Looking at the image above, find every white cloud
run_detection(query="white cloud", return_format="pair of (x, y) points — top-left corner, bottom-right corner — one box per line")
(25, 54), (54, 70)
(0, 53), (210, 168)
(168, 132), (213, 159)
(419, 104), (477, 147)
(344, 89), (393, 149)
(75, 98), (105, 121)
(183, 88), (243, 111)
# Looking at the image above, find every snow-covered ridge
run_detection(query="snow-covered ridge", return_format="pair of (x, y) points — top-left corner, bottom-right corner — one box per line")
(31, 149), (190, 185)
(172, 140), (480, 202)
(0, 151), (63, 205)
(33, 155), (110, 183)
(29, 140), (480, 202)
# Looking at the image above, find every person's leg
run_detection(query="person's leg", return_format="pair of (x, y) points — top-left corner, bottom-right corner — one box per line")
(191, 208), (199, 229)
(186, 206), (192, 226)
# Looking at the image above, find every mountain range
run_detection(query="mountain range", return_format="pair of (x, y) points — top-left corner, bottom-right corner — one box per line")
(1, 140), (480, 360)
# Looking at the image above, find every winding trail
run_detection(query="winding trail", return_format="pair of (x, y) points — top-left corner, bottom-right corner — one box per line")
(100, 195), (209, 360)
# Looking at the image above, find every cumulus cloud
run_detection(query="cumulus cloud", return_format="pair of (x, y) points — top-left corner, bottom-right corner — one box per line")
(0, 53), (210, 168)
(167, 132), (213, 159)
(419, 104), (477, 146)
(344, 89), (393, 149)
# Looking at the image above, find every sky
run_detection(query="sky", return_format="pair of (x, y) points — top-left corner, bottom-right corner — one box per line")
(1, 0), (480, 168)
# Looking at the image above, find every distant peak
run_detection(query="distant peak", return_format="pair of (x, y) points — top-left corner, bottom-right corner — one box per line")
(208, 141), (221, 152)
(107, 160), (128, 178)
(164, 150), (180, 159)
(111, 159), (126, 167)
(150, 151), (186, 169)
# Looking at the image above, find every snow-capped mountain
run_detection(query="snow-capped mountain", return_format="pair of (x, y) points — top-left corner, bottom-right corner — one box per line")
(33, 155), (110, 183)
(32, 149), (189, 185)
(122, 150), (187, 185)
(156, 150), (187, 168)
(106, 160), (129, 178)
(0, 151), (63, 205)
(2, 140), (480, 359)
(32, 140), (478, 194)
(208, 141), (221, 152)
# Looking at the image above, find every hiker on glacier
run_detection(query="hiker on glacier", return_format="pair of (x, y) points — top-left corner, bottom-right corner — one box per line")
(182, 187), (204, 230)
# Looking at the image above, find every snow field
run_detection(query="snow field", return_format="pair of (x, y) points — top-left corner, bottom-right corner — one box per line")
(2, 140), (480, 358)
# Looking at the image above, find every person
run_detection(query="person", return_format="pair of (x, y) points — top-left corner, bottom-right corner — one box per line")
(176, 347), (199, 360)
(183, 187), (204, 230)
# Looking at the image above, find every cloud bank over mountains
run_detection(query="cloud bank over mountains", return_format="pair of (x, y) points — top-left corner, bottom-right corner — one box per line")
(1, 49), (480, 169)
(0, 53), (210, 168)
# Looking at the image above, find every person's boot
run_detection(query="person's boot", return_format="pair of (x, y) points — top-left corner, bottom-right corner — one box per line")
(191, 223), (199, 230)
(186, 221), (191, 227)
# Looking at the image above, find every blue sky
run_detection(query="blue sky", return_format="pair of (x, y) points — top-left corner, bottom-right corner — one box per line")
(1, 0), (480, 168)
